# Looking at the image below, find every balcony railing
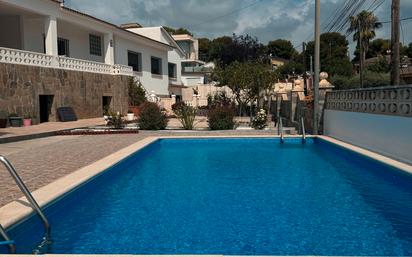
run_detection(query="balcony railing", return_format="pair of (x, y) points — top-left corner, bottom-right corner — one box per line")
(0, 47), (133, 76)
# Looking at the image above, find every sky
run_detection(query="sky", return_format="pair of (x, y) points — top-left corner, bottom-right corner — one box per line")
(65, 0), (412, 52)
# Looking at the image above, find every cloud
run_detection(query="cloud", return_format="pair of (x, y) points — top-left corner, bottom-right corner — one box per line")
(65, 0), (412, 50)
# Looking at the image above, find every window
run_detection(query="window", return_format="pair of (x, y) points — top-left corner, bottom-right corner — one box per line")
(168, 63), (176, 78)
(128, 51), (142, 72)
(89, 34), (102, 56)
(151, 56), (162, 75)
(57, 38), (70, 56)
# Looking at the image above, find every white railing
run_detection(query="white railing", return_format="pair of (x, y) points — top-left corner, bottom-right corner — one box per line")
(58, 56), (113, 74)
(113, 64), (133, 76)
(0, 47), (133, 76)
(0, 47), (54, 68)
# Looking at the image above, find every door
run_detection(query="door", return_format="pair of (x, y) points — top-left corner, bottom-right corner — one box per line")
(39, 95), (54, 123)
(102, 96), (112, 115)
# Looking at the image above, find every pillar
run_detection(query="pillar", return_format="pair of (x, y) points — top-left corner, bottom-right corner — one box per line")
(104, 33), (114, 65)
(44, 16), (58, 56)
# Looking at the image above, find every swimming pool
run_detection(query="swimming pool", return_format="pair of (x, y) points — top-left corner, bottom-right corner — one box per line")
(1, 137), (412, 255)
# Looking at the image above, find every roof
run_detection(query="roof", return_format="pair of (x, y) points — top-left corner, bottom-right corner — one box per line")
(47, 0), (172, 49)
(172, 34), (196, 42)
(120, 23), (143, 29)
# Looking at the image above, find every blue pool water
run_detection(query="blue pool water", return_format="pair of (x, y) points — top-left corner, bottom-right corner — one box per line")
(1, 138), (412, 255)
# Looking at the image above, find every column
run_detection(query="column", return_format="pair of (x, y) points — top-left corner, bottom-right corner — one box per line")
(104, 33), (114, 65)
(44, 16), (58, 56)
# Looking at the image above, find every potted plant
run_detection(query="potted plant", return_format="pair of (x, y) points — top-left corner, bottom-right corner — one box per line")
(9, 113), (23, 127)
(128, 78), (147, 117)
(23, 110), (34, 126)
(126, 110), (135, 121)
(0, 110), (8, 128)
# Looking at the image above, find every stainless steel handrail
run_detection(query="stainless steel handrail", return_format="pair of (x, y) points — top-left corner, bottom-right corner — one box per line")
(0, 155), (51, 253)
(0, 224), (15, 254)
(279, 118), (284, 143)
(301, 117), (306, 143)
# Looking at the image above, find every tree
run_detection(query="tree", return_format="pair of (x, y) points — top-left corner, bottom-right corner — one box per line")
(209, 34), (265, 67)
(198, 38), (211, 62)
(305, 32), (353, 77)
(209, 36), (234, 66)
(266, 39), (298, 60)
(406, 43), (412, 58)
(347, 10), (382, 87)
(277, 61), (305, 79)
(367, 38), (390, 58)
(163, 26), (193, 36)
(215, 61), (277, 116)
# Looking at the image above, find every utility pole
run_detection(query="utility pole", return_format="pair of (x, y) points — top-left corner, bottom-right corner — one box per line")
(302, 42), (307, 94)
(358, 20), (364, 88)
(313, 0), (320, 135)
(391, 0), (400, 85)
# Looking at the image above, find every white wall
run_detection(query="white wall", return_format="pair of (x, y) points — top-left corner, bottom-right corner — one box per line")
(57, 20), (104, 62)
(168, 48), (182, 85)
(324, 110), (412, 164)
(181, 74), (204, 86)
(114, 36), (169, 95)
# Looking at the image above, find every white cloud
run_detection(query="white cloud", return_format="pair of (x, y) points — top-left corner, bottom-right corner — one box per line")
(65, 0), (412, 50)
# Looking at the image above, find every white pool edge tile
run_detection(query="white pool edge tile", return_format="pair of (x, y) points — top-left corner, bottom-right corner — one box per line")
(318, 136), (412, 175)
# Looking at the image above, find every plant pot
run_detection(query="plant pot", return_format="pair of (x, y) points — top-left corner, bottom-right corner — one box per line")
(9, 117), (23, 127)
(129, 106), (141, 117)
(126, 113), (135, 121)
(0, 118), (7, 128)
(23, 119), (32, 127)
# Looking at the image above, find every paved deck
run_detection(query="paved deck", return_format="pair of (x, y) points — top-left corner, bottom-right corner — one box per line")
(0, 130), (277, 207)
(0, 118), (105, 143)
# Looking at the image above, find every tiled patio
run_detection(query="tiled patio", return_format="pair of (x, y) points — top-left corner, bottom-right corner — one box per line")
(0, 118), (105, 142)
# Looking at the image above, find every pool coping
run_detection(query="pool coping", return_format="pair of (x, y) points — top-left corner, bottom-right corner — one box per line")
(0, 135), (411, 256)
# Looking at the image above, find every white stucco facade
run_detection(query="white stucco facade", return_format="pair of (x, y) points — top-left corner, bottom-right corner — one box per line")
(129, 27), (186, 89)
(0, 0), (173, 95)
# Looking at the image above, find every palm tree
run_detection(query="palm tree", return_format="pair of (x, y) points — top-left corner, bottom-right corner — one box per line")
(347, 10), (382, 87)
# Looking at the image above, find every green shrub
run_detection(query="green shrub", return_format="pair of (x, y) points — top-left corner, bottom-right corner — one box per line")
(172, 102), (197, 130)
(138, 102), (168, 130)
(207, 106), (235, 130)
(128, 78), (147, 106)
(107, 111), (124, 129)
(330, 71), (391, 90)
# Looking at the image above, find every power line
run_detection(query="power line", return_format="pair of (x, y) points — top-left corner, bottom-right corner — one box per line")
(381, 16), (412, 24)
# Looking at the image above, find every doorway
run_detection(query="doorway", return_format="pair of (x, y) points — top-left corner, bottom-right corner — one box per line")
(39, 95), (54, 123)
(102, 96), (112, 115)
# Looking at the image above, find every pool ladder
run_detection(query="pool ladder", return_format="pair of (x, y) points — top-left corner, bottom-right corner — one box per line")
(300, 117), (306, 143)
(278, 117), (284, 143)
(0, 155), (52, 254)
(277, 117), (306, 144)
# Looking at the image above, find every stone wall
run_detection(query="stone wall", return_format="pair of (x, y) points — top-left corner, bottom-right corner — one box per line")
(0, 63), (130, 123)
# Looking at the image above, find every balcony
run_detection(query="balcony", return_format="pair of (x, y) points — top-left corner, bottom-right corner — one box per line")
(0, 47), (133, 76)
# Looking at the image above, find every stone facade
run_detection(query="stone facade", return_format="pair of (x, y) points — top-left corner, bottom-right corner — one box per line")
(0, 63), (130, 123)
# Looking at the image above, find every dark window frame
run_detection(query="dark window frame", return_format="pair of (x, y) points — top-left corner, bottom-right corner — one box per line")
(128, 50), (142, 72)
(168, 62), (177, 78)
(151, 56), (162, 75)
(57, 37), (70, 57)
(89, 34), (102, 56)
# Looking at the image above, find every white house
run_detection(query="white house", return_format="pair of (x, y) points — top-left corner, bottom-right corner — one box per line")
(0, 0), (173, 95)
(124, 25), (187, 99)
(0, 0), (175, 122)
